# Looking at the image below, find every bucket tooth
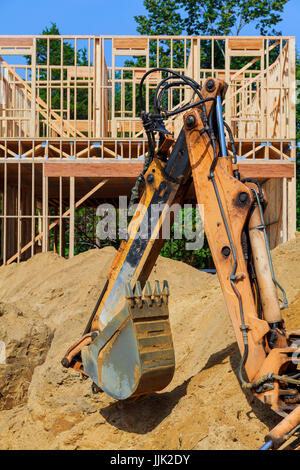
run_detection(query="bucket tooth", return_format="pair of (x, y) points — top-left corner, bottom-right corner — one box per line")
(128, 279), (175, 397)
(125, 282), (134, 297)
(162, 280), (170, 304)
(143, 281), (153, 306)
(153, 280), (162, 306)
(125, 282), (135, 308)
(134, 281), (143, 308)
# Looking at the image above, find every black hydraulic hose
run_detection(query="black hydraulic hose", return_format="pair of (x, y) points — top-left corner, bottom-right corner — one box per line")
(207, 107), (250, 387)
(223, 121), (237, 164)
(241, 178), (264, 202)
(155, 79), (186, 112)
(252, 188), (289, 310)
(144, 97), (216, 121)
(133, 68), (215, 207)
(165, 97), (216, 118)
(154, 78), (215, 117)
(139, 67), (203, 111)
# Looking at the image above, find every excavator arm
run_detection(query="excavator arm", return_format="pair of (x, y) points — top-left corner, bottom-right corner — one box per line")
(62, 71), (300, 450)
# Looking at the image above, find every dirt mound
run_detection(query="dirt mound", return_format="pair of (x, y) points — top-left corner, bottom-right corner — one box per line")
(0, 234), (299, 450)
(0, 300), (52, 410)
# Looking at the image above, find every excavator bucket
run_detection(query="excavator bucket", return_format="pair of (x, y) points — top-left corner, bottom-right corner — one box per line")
(81, 280), (175, 400)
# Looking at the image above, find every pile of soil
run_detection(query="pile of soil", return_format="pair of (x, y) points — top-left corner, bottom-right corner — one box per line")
(0, 234), (299, 450)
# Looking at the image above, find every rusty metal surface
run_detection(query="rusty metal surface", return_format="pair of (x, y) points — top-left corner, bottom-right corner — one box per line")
(81, 301), (129, 387)
(81, 281), (175, 400)
(265, 405), (300, 449)
(61, 75), (300, 443)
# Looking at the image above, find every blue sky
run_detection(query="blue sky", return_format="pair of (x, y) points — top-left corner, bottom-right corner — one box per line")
(0, 0), (299, 39)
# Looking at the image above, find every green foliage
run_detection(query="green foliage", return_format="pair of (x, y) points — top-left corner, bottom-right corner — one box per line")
(135, 0), (183, 36)
(160, 208), (213, 269)
(180, 0), (289, 36)
(134, 0), (289, 90)
(135, 0), (290, 36)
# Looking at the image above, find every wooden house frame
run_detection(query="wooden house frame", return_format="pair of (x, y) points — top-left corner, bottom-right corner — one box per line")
(0, 35), (296, 264)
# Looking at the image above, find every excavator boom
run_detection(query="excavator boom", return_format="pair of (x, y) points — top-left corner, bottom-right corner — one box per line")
(62, 70), (300, 449)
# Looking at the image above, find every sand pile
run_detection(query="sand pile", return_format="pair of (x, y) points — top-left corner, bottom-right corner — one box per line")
(0, 234), (299, 450)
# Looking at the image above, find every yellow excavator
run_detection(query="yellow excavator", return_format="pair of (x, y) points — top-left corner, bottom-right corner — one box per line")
(62, 69), (300, 450)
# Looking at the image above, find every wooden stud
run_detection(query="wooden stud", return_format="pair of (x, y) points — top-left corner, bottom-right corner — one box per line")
(69, 176), (75, 258)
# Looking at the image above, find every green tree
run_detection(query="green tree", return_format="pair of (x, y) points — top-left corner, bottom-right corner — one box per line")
(160, 207), (213, 269)
(181, 0), (288, 36)
(135, 0), (183, 35)
(135, 0), (290, 36)
(135, 0), (294, 268)
(134, 0), (290, 81)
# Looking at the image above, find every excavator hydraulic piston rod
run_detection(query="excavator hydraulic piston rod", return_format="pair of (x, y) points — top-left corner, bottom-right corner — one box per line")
(248, 200), (283, 325)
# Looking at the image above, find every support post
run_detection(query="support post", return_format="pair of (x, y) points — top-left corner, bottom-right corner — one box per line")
(69, 176), (75, 258)
(42, 168), (48, 252)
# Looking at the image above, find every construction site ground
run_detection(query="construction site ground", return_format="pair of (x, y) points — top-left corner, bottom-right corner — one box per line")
(0, 233), (299, 450)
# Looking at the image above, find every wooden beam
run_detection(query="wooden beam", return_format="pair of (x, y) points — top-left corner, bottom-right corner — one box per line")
(238, 162), (295, 179)
(0, 38), (33, 47)
(44, 161), (294, 179)
(113, 38), (148, 50)
(228, 38), (264, 51)
(44, 162), (144, 178)
(67, 66), (93, 79)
